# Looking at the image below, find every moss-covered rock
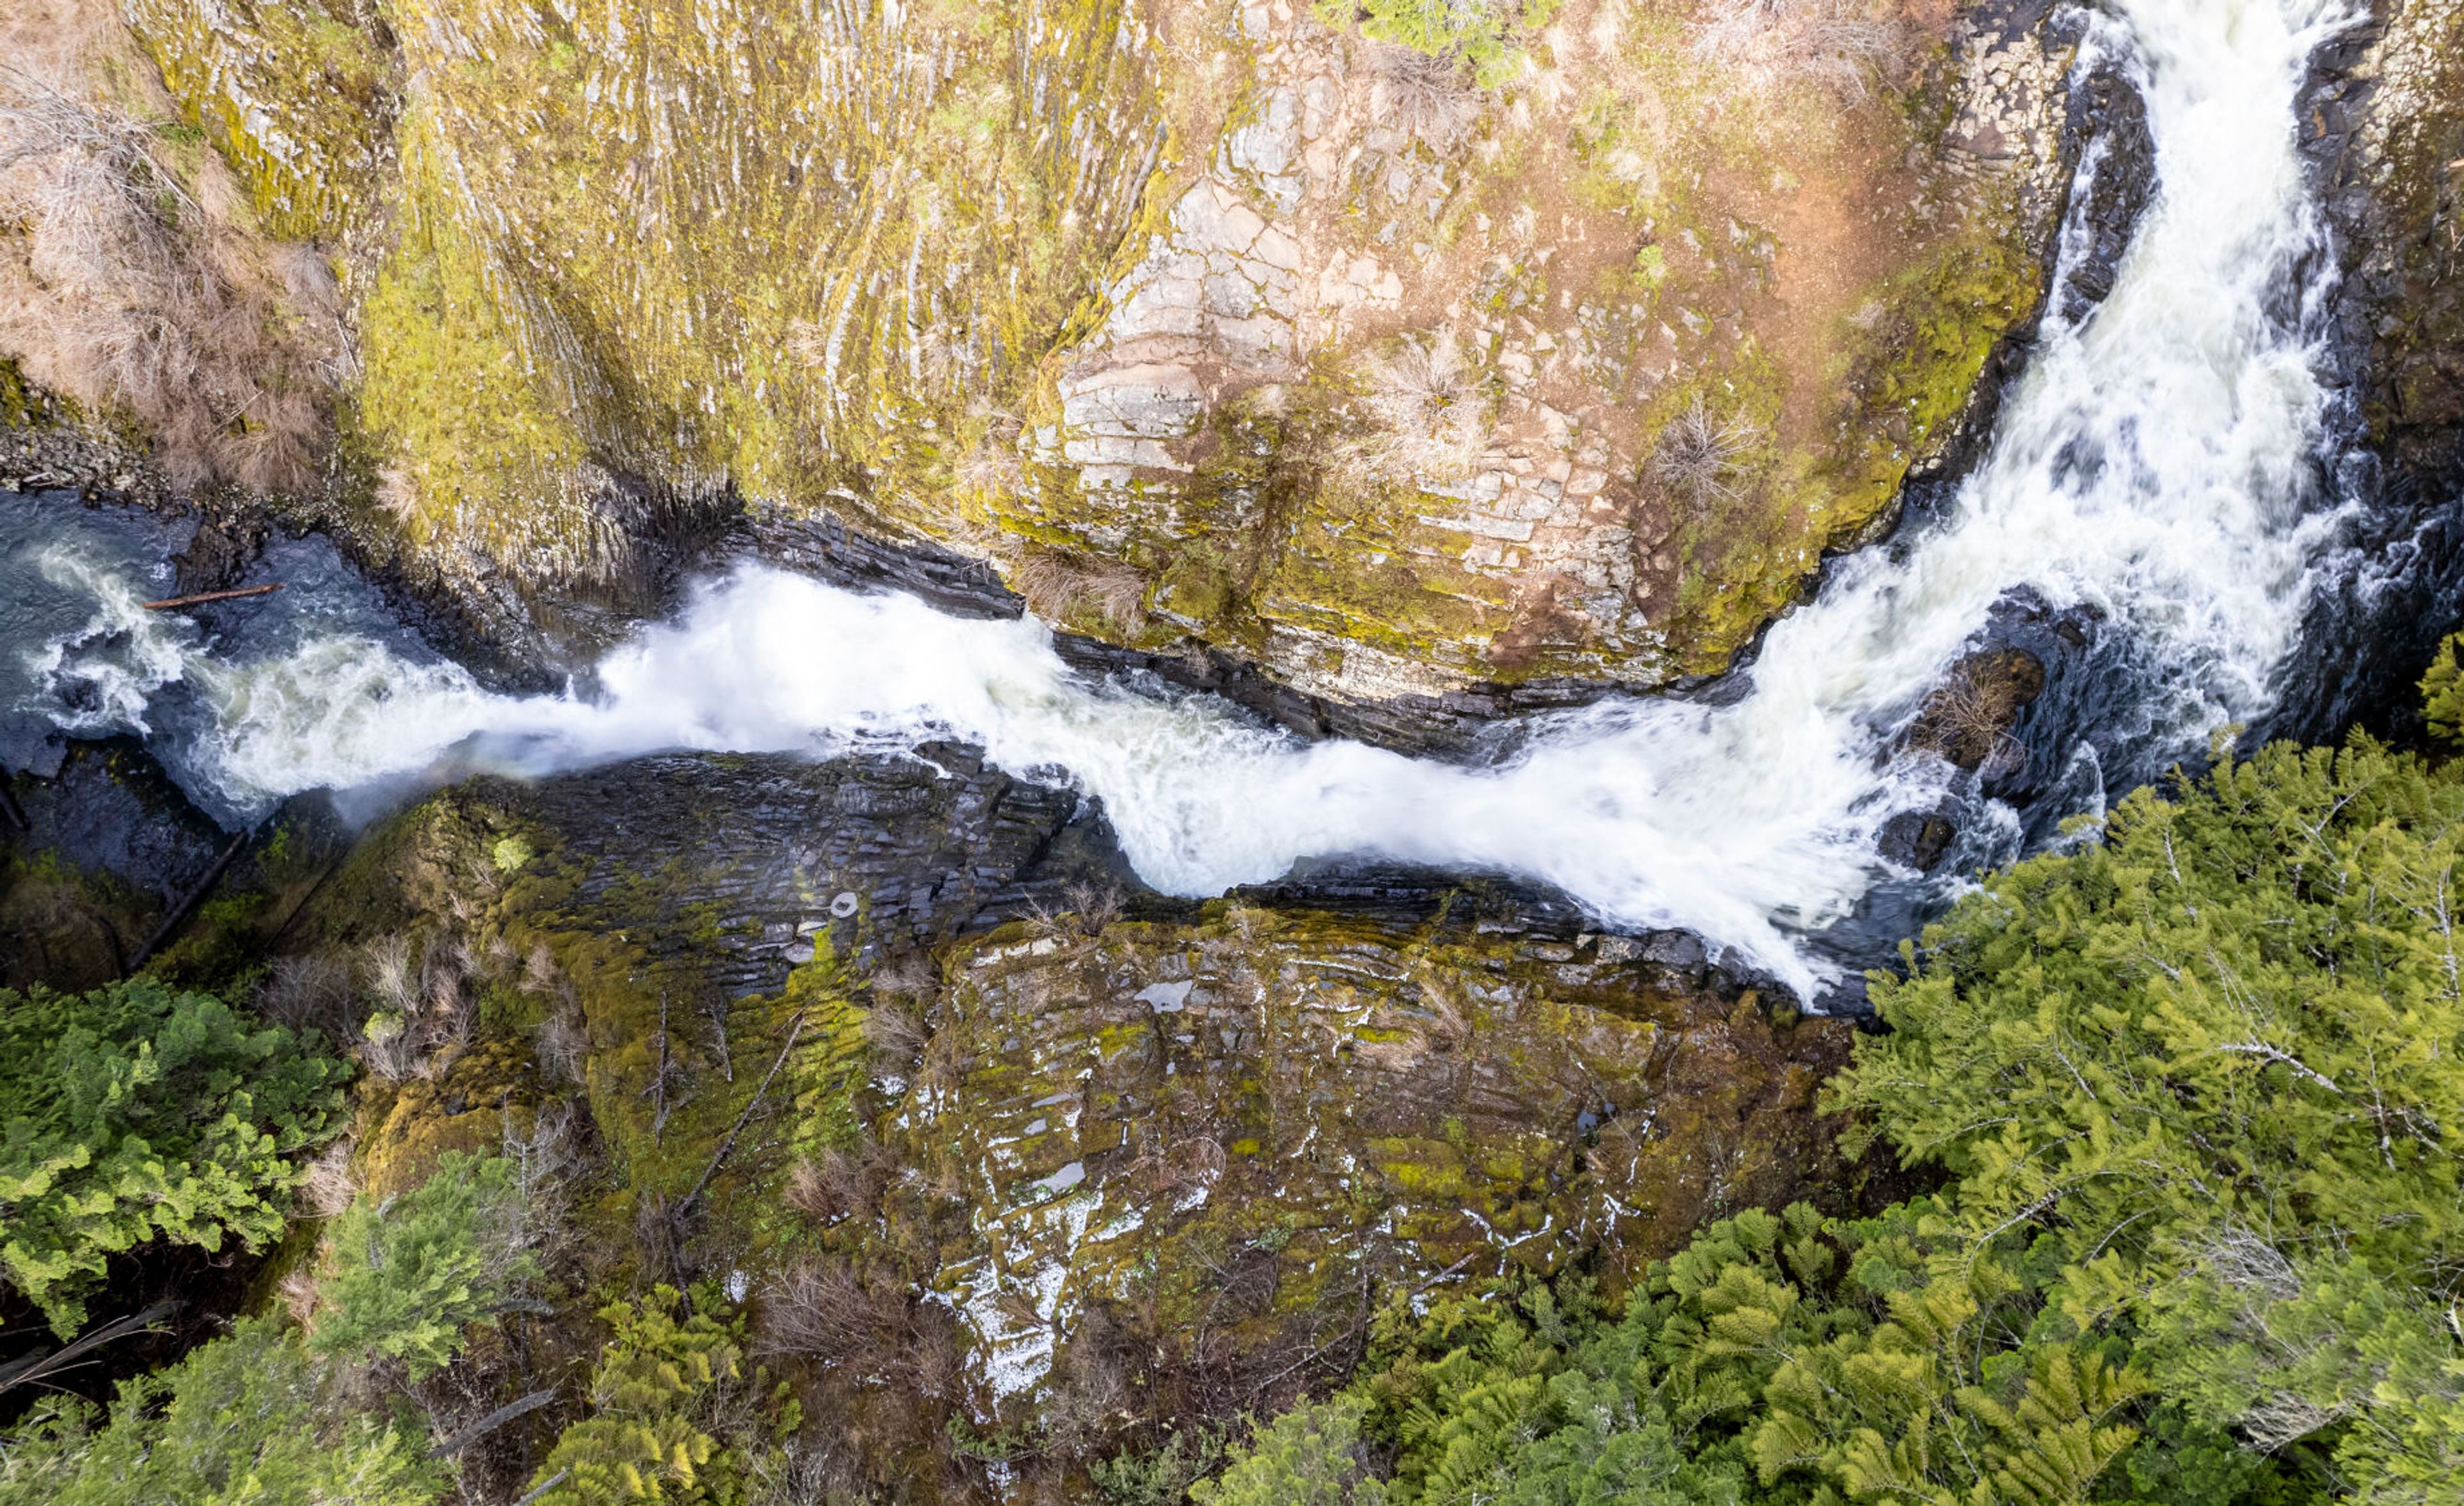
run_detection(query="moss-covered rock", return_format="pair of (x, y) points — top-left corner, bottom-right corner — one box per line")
(266, 750), (1866, 1498)
(104, 0), (2083, 720)
(893, 905), (1852, 1417)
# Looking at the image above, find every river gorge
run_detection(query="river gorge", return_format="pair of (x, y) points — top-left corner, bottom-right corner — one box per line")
(2, 0), (2460, 1498)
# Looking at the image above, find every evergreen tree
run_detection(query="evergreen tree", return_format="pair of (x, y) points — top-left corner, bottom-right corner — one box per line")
(311, 1150), (545, 1378)
(0, 979), (346, 1334)
(1190, 1397), (1388, 1506)
(1835, 738), (2464, 1498)
(524, 1285), (797, 1505)
(0, 1314), (449, 1506)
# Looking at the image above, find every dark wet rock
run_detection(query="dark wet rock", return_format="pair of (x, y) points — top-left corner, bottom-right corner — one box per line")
(2058, 66), (2158, 320)
(7, 739), (225, 911)
(170, 509), (270, 596)
(2247, 0), (2464, 748)
(1879, 811), (1960, 873)
(1908, 647), (2048, 772)
(397, 748), (1125, 1000)
(0, 375), (175, 513)
(1228, 858), (1596, 939)
(1051, 639), (1630, 760)
(1, 738), (225, 988)
(740, 504), (1020, 622)
(2309, 0), (2464, 492)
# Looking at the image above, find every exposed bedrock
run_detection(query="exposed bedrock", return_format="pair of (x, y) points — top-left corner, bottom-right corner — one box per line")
(271, 747), (1867, 1482)
(2310, 0), (2464, 497)
(0, 0), (2132, 748)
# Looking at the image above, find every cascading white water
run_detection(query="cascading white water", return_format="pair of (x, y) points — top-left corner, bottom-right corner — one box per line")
(9, 0), (2364, 997)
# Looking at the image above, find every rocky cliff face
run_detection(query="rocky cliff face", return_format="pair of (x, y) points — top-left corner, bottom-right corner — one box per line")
(2313, 0), (2463, 495)
(257, 749), (1861, 1496)
(3, 0), (2088, 723)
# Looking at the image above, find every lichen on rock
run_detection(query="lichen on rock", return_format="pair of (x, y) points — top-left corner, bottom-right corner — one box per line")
(896, 903), (1853, 1414)
(71, 0), (2086, 719)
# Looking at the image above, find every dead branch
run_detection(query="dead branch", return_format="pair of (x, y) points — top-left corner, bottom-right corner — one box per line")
(140, 583), (283, 610)
(679, 1010), (807, 1217)
(428, 1385), (559, 1458)
(128, 825), (252, 971)
(511, 1468), (571, 1506)
(0, 1299), (179, 1394)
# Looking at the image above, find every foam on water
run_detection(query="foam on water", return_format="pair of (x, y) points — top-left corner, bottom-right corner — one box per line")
(5, 0), (2366, 997)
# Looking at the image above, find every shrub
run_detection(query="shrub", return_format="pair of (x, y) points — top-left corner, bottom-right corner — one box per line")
(1010, 549), (1151, 631)
(0, 46), (340, 493)
(1365, 45), (1480, 158)
(0, 1314), (449, 1506)
(309, 1150), (543, 1378)
(0, 978), (346, 1335)
(1316, 1), (1560, 87)
(1348, 329), (1490, 484)
(1691, 0), (1908, 104)
(1192, 1398), (1386, 1506)
(524, 1286), (798, 1506)
(1645, 393), (1761, 512)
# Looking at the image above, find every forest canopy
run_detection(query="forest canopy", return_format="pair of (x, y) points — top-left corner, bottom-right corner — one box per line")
(1204, 732), (2464, 1506)
(0, 978), (345, 1335)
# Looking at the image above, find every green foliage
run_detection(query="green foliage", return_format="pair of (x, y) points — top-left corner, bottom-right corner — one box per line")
(1837, 739), (2464, 1283)
(0, 1314), (449, 1506)
(1312, 1), (1561, 87)
(1192, 1398), (1387, 1506)
(1336, 1204), (2166, 1506)
(311, 1150), (543, 1378)
(1094, 1428), (1230, 1506)
(525, 1286), (798, 1505)
(1835, 737), (2464, 1498)
(2419, 630), (2464, 748)
(0, 979), (346, 1334)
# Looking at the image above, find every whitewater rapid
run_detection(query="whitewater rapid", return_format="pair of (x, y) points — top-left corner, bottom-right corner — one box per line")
(6, 0), (2363, 997)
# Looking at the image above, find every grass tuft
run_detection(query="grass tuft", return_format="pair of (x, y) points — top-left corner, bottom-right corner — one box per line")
(0, 21), (338, 495)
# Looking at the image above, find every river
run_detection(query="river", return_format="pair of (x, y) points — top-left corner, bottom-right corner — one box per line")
(0, 0), (2418, 1000)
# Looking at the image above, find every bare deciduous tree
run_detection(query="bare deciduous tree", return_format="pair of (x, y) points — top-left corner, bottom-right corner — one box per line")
(1691, 0), (1908, 103)
(1348, 327), (1490, 484)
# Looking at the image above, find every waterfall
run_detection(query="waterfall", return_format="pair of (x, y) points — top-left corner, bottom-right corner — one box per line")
(4, 0), (2366, 1000)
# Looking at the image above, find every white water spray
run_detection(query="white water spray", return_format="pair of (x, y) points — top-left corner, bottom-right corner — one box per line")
(12, 0), (2362, 997)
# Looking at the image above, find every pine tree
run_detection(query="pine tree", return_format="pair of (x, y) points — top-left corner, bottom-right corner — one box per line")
(1834, 735), (2464, 1501)
(524, 1286), (796, 1505)
(309, 1150), (545, 1378)
(0, 1315), (449, 1506)
(0, 979), (346, 1334)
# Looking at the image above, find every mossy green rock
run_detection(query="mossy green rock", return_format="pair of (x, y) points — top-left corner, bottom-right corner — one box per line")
(894, 907), (1851, 1415)
(116, 0), (2080, 712)
(282, 750), (1855, 1486)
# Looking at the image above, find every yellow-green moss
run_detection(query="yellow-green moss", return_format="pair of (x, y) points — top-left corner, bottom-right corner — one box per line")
(122, 0), (392, 241)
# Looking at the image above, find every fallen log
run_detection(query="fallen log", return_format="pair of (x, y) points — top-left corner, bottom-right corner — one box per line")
(141, 583), (283, 610)
(128, 825), (253, 971)
(429, 1387), (560, 1459)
